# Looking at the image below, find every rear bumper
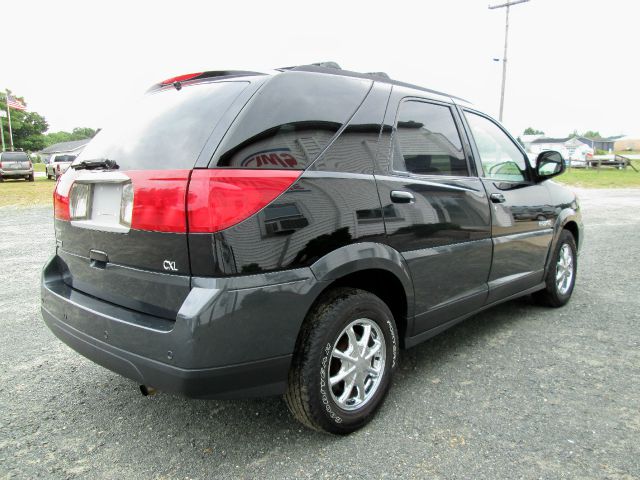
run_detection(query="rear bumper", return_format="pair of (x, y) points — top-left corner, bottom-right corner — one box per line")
(0, 169), (33, 177)
(41, 255), (321, 398)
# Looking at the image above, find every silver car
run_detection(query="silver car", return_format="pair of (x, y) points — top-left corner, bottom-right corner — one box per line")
(0, 151), (34, 182)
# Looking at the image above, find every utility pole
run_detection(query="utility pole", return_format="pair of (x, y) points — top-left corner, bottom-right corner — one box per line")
(489, 0), (529, 122)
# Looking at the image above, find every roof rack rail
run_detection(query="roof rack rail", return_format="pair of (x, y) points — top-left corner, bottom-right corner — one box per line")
(311, 61), (341, 69)
(366, 72), (390, 79)
(278, 61), (342, 71)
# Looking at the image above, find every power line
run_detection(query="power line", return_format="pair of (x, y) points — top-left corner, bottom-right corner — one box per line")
(489, 0), (530, 122)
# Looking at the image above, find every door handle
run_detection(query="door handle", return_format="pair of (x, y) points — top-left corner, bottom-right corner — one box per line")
(390, 190), (415, 203)
(490, 193), (506, 203)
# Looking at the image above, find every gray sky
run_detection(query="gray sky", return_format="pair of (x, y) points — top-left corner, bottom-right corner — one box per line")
(3, 0), (639, 138)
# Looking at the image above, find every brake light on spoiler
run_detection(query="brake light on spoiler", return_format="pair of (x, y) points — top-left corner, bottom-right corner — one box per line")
(159, 72), (203, 85)
(54, 169), (302, 234)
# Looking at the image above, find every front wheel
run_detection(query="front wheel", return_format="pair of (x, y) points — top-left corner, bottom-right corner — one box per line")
(285, 288), (398, 434)
(534, 230), (577, 307)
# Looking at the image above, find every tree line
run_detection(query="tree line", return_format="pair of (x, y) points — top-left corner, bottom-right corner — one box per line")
(1, 92), (96, 152)
(523, 127), (607, 139)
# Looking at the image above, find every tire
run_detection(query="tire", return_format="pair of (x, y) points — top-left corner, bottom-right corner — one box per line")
(534, 229), (577, 307)
(28, 174), (34, 182)
(284, 287), (398, 434)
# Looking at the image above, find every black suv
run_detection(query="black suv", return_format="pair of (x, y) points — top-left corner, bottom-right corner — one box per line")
(42, 64), (582, 434)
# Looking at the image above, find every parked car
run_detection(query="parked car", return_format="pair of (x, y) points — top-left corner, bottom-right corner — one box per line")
(42, 64), (583, 434)
(46, 154), (77, 180)
(0, 151), (34, 181)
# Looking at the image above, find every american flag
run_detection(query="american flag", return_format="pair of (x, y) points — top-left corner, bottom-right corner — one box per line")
(6, 93), (26, 111)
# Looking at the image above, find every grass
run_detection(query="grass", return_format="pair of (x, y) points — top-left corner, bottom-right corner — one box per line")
(33, 163), (45, 172)
(0, 177), (56, 207)
(556, 162), (640, 188)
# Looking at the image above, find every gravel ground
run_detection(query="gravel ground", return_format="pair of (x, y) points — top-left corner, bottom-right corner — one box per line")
(1, 188), (639, 479)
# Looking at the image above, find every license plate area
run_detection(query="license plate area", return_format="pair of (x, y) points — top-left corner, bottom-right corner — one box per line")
(70, 171), (131, 234)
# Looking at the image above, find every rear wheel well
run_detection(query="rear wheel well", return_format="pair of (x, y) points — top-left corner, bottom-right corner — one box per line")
(313, 269), (409, 341)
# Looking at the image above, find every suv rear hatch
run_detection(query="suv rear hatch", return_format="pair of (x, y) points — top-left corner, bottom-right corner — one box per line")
(1, 152), (31, 171)
(53, 78), (254, 319)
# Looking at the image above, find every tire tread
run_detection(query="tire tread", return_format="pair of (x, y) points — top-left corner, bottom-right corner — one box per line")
(284, 288), (393, 434)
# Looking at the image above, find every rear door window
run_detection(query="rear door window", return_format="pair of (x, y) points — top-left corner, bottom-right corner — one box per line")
(393, 100), (468, 176)
(212, 72), (372, 169)
(74, 81), (250, 170)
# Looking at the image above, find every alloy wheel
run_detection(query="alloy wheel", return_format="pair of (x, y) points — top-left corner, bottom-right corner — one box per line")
(328, 318), (386, 411)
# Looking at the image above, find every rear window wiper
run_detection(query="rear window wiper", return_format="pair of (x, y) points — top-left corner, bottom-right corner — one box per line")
(73, 158), (119, 171)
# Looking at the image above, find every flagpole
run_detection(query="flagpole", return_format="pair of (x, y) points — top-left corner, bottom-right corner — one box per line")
(5, 90), (14, 151)
(0, 115), (5, 151)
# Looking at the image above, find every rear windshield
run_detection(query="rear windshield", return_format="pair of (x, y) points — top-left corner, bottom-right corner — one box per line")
(1, 152), (28, 161)
(74, 81), (249, 170)
(54, 155), (76, 162)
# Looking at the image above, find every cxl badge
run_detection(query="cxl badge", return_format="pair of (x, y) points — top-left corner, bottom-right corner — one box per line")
(163, 260), (178, 271)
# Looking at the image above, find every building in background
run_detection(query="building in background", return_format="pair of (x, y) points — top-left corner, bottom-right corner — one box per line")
(528, 135), (620, 157)
(519, 134), (543, 151)
(38, 139), (90, 164)
(614, 136), (640, 152)
(528, 137), (592, 166)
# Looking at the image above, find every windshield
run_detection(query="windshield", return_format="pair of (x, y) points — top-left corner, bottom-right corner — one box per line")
(54, 155), (76, 162)
(1, 152), (28, 162)
(74, 81), (249, 170)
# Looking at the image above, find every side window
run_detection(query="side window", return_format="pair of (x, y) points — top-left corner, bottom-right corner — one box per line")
(464, 111), (529, 181)
(213, 73), (372, 169)
(393, 101), (468, 176)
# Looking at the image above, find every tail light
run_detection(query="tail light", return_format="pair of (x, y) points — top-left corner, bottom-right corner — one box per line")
(53, 170), (76, 221)
(54, 170), (189, 230)
(53, 169), (302, 234)
(126, 170), (190, 232)
(57, 164), (61, 172)
(28, 161), (32, 168)
(121, 169), (300, 233)
(0, 162), (4, 169)
(187, 169), (302, 233)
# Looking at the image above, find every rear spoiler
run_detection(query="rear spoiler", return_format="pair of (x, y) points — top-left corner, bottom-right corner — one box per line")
(147, 70), (265, 92)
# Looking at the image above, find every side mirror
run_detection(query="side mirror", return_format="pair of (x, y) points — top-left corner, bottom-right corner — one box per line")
(535, 150), (565, 181)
